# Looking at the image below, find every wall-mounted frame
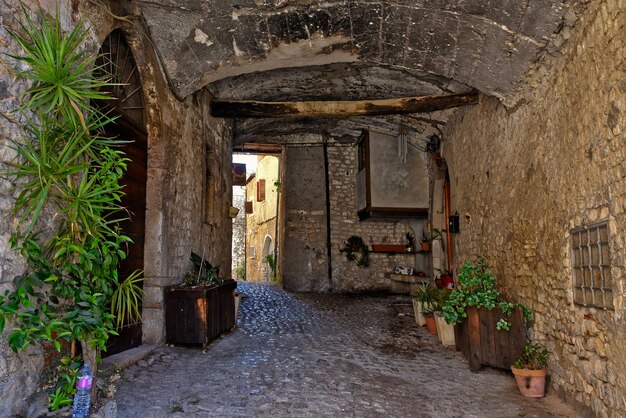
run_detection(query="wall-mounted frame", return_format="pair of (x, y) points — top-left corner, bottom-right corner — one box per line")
(356, 130), (429, 220)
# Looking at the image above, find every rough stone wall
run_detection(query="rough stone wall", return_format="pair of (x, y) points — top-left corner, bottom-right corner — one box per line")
(245, 156), (279, 283)
(442, 1), (625, 416)
(327, 146), (423, 292)
(232, 186), (246, 279)
(0, 3), (47, 415)
(282, 146), (329, 292)
(142, 83), (233, 344)
(0, 2), (234, 414)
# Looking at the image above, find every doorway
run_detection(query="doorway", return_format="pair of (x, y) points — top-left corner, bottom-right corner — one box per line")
(96, 29), (148, 356)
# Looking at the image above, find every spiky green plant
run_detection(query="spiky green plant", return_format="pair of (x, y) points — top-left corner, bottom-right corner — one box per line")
(0, 5), (142, 410)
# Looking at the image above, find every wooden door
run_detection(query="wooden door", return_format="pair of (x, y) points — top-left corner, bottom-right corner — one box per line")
(95, 29), (149, 357)
(104, 119), (148, 356)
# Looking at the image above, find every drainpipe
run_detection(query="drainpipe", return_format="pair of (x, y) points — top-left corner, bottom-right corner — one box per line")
(444, 178), (453, 272)
(323, 143), (333, 291)
(273, 156), (281, 281)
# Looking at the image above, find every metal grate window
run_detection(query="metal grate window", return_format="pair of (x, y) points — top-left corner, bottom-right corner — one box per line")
(571, 222), (613, 309)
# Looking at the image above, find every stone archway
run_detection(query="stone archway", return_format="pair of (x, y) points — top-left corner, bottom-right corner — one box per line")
(261, 235), (273, 283)
(96, 29), (148, 355)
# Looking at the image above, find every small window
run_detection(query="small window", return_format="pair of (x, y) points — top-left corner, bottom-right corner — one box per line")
(571, 221), (613, 309)
(249, 246), (256, 259)
(256, 179), (266, 202)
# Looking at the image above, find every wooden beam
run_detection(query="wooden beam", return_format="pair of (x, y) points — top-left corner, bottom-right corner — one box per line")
(210, 90), (478, 118)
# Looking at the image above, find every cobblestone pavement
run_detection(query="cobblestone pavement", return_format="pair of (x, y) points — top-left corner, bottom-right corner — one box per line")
(113, 282), (580, 417)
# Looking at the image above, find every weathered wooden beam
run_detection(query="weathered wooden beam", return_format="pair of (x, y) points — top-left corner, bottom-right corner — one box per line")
(210, 90), (479, 118)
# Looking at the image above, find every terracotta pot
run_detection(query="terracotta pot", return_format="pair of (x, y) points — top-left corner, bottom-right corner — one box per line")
(424, 314), (438, 335)
(511, 366), (547, 397)
(420, 241), (430, 252)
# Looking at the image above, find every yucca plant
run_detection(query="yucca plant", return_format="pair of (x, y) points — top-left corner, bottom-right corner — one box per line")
(0, 5), (142, 410)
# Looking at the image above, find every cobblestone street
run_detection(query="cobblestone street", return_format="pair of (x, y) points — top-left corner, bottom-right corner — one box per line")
(113, 283), (580, 417)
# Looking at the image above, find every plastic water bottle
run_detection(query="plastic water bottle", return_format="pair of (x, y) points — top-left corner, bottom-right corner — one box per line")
(72, 364), (93, 418)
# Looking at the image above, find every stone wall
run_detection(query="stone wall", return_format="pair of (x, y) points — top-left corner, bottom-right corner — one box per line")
(327, 145), (426, 292)
(0, 2), (233, 415)
(0, 5), (46, 415)
(232, 186), (246, 279)
(245, 156), (280, 283)
(442, 0), (625, 416)
(282, 146), (329, 291)
(281, 143), (428, 293)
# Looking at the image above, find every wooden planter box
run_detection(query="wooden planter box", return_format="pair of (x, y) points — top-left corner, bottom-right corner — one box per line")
(165, 280), (237, 347)
(455, 306), (526, 372)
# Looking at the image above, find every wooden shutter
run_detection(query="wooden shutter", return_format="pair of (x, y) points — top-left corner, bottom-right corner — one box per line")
(245, 201), (253, 214)
(256, 179), (266, 202)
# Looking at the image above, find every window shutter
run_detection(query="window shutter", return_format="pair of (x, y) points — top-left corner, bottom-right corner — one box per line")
(257, 179), (266, 202)
(245, 201), (253, 214)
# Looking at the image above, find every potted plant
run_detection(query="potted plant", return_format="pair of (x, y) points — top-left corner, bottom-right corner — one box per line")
(340, 235), (370, 267)
(420, 228), (444, 252)
(420, 231), (431, 252)
(433, 289), (455, 346)
(413, 283), (437, 326)
(442, 256), (532, 371)
(165, 252), (237, 347)
(422, 304), (438, 335)
(511, 343), (549, 397)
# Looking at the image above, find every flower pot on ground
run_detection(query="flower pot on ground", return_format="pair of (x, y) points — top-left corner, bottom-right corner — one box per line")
(511, 343), (549, 397)
(412, 299), (426, 326)
(434, 313), (455, 346)
(424, 313), (438, 335)
(413, 283), (437, 327)
(442, 256), (531, 372)
(165, 253), (237, 347)
(433, 289), (454, 346)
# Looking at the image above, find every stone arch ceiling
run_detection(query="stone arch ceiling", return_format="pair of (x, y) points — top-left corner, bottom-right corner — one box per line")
(139, 0), (576, 142)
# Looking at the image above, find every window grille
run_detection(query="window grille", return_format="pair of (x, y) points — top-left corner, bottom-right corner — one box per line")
(571, 222), (613, 309)
(249, 246), (256, 259)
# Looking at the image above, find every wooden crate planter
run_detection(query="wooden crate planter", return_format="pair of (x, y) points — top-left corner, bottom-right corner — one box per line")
(165, 280), (237, 347)
(455, 306), (526, 372)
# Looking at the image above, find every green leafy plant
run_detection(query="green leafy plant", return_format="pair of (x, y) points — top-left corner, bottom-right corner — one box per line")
(182, 252), (223, 287)
(234, 265), (246, 281)
(442, 256), (531, 329)
(46, 356), (81, 410)
(421, 228), (444, 249)
(265, 253), (278, 283)
(340, 235), (370, 267)
(513, 343), (549, 370)
(413, 283), (438, 314)
(0, 7), (142, 408)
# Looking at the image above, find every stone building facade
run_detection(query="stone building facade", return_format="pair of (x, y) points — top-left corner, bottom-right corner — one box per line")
(231, 186), (246, 280)
(281, 144), (429, 293)
(441, 1), (626, 416)
(245, 156), (280, 283)
(0, 1), (232, 415)
(0, 0), (624, 416)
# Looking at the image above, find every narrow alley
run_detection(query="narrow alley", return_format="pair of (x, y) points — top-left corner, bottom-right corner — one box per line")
(113, 283), (579, 417)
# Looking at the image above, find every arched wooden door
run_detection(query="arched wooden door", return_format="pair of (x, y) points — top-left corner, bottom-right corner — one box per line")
(96, 30), (148, 356)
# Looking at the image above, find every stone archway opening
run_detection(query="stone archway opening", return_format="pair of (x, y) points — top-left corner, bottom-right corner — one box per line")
(95, 29), (148, 356)
(261, 235), (274, 283)
(233, 152), (283, 285)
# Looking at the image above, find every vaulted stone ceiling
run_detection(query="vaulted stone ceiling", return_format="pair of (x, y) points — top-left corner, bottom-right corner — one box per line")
(138, 0), (577, 145)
